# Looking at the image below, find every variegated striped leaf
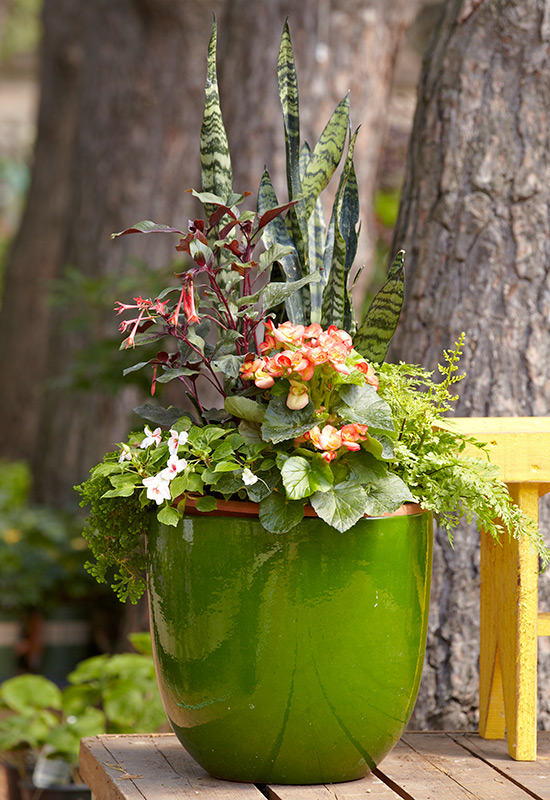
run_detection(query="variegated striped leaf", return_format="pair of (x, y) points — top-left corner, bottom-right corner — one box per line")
(339, 157), (359, 276)
(320, 214), (347, 330)
(320, 129), (359, 331)
(257, 169), (305, 324)
(300, 143), (326, 322)
(340, 160), (359, 333)
(299, 95), (350, 223)
(353, 251), (406, 363)
(277, 20), (301, 202)
(200, 18), (233, 203)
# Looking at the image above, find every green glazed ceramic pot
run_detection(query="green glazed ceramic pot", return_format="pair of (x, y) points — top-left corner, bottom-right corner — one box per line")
(147, 503), (433, 784)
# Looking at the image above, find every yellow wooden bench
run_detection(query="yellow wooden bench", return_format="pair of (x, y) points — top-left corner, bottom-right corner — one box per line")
(453, 417), (550, 760)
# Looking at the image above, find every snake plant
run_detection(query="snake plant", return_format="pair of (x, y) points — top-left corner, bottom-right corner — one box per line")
(200, 18), (404, 363)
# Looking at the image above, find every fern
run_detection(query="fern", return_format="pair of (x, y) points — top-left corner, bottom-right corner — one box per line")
(378, 338), (548, 566)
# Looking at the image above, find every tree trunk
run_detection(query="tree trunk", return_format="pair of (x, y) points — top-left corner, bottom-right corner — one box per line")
(390, 0), (550, 728)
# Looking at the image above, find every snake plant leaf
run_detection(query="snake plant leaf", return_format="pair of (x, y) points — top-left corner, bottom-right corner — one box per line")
(320, 213), (347, 330)
(353, 251), (406, 363)
(200, 17), (233, 203)
(319, 128), (359, 331)
(257, 169), (305, 323)
(277, 19), (301, 202)
(341, 161), (360, 333)
(339, 156), (360, 276)
(299, 95), (350, 224)
(300, 143), (326, 323)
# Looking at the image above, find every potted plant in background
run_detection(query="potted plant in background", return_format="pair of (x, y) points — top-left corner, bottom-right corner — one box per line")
(76, 19), (548, 785)
(0, 633), (166, 800)
(0, 461), (113, 683)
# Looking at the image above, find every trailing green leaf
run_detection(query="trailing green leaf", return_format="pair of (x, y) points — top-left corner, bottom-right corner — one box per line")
(310, 480), (368, 532)
(259, 491), (305, 533)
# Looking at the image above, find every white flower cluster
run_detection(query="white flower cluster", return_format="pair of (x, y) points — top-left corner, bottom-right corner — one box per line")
(140, 427), (189, 505)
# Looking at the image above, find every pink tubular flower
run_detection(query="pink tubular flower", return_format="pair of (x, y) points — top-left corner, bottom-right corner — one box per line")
(286, 380), (309, 410)
(115, 296), (168, 348)
(169, 283), (200, 326)
(183, 285), (200, 324)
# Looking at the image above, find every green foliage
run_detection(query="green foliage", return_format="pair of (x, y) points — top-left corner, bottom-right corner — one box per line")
(75, 467), (150, 604)
(377, 336), (548, 561)
(0, 634), (166, 770)
(0, 461), (97, 612)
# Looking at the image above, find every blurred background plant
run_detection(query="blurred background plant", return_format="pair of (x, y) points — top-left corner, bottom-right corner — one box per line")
(0, 460), (117, 682)
(0, 632), (167, 788)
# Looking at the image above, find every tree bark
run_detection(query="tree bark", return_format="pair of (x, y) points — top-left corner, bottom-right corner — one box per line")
(390, 0), (550, 728)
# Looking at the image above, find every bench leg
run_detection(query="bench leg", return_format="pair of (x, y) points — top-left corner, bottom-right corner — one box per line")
(479, 484), (539, 760)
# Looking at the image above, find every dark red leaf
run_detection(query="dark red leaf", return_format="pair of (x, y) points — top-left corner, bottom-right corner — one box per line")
(256, 200), (298, 233)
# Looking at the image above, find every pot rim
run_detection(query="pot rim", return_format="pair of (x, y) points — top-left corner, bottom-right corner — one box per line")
(181, 496), (426, 519)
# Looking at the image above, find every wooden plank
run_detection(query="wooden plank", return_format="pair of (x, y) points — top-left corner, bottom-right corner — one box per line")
(79, 737), (146, 800)
(451, 732), (550, 800)
(376, 733), (536, 799)
(80, 735), (264, 800)
(267, 770), (397, 799)
(450, 417), (550, 483)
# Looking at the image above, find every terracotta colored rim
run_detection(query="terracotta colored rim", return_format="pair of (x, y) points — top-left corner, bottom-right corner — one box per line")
(181, 495), (425, 519)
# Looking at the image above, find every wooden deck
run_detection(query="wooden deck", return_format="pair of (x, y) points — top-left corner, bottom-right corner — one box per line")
(80, 732), (550, 800)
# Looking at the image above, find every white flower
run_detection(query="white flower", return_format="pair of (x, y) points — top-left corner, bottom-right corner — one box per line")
(140, 426), (162, 449)
(143, 475), (172, 505)
(118, 443), (133, 463)
(160, 455), (188, 481)
(242, 468), (258, 486)
(168, 429), (189, 456)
